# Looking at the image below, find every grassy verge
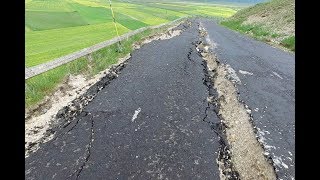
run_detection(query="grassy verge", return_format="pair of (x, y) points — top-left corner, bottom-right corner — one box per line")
(221, 20), (270, 37)
(220, 19), (294, 51)
(26, 24), (173, 110)
(280, 36), (295, 51)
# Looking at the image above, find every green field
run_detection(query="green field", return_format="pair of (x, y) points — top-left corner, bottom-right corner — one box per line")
(26, 22), (129, 66)
(26, 11), (88, 30)
(25, 0), (238, 67)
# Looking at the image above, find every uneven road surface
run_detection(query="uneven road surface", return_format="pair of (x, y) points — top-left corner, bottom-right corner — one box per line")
(25, 18), (295, 180)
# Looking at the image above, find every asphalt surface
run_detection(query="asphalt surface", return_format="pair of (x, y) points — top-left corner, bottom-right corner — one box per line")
(201, 19), (295, 179)
(25, 18), (295, 180)
(26, 19), (222, 179)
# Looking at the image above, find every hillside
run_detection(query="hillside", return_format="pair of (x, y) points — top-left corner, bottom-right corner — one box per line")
(221, 0), (295, 51)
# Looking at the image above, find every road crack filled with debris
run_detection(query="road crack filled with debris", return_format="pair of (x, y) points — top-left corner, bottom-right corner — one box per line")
(197, 23), (277, 179)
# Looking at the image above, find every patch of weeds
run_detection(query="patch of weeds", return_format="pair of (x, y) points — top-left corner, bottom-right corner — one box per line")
(26, 57), (89, 108)
(220, 19), (297, 52)
(221, 19), (271, 37)
(280, 36), (295, 51)
(251, 26), (270, 37)
(271, 33), (280, 38)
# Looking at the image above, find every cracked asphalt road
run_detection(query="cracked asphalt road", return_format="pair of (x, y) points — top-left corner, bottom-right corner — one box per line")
(25, 18), (295, 180)
(26, 20), (222, 179)
(201, 19), (295, 179)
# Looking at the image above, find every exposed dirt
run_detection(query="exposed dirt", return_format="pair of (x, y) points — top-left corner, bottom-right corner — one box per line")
(239, 0), (295, 45)
(133, 27), (182, 50)
(198, 24), (276, 180)
(243, 6), (295, 36)
(25, 54), (131, 157)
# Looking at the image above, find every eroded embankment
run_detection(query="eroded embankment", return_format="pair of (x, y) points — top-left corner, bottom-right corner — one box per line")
(197, 23), (276, 180)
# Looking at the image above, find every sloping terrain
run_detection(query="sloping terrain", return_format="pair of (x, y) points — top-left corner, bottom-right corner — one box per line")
(221, 0), (295, 51)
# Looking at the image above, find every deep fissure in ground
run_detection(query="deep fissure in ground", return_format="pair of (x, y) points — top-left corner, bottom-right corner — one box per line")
(195, 36), (240, 179)
(197, 22), (277, 179)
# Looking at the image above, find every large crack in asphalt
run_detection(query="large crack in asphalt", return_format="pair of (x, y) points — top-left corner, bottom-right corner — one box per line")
(202, 61), (240, 180)
(25, 63), (124, 157)
(180, 21), (240, 179)
(74, 113), (94, 179)
(176, 21), (240, 179)
(197, 22), (277, 180)
(197, 39), (240, 180)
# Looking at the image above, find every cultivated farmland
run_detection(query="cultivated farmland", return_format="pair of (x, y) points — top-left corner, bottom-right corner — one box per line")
(25, 0), (238, 67)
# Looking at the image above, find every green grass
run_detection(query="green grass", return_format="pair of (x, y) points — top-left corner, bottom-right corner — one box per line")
(26, 57), (88, 106)
(220, 19), (246, 30)
(134, 6), (183, 21)
(26, 0), (73, 12)
(280, 36), (295, 51)
(251, 26), (270, 37)
(220, 19), (291, 47)
(194, 6), (237, 18)
(26, 26), (166, 109)
(114, 7), (170, 25)
(271, 33), (280, 38)
(25, 26), (33, 32)
(141, 2), (194, 11)
(26, 11), (88, 30)
(114, 12), (149, 30)
(68, 2), (113, 24)
(26, 22), (130, 67)
(25, 0), (238, 67)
